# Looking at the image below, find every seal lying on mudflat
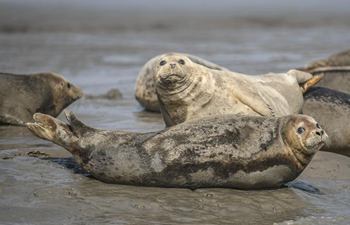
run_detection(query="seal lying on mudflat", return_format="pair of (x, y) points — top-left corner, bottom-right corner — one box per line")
(27, 112), (327, 189)
(0, 72), (83, 126)
(135, 53), (229, 112)
(155, 53), (322, 126)
(303, 87), (350, 157)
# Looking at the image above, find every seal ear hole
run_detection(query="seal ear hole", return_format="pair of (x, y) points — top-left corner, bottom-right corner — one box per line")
(297, 127), (305, 135)
(178, 59), (185, 65)
(67, 83), (71, 89)
(160, 60), (167, 66)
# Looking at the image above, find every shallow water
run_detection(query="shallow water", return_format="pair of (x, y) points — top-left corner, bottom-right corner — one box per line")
(1, 1), (350, 224)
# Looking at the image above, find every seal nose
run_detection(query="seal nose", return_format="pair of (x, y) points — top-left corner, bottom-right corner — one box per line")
(170, 63), (176, 69)
(316, 129), (324, 136)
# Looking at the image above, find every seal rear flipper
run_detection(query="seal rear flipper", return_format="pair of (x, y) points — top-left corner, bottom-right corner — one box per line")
(26, 113), (79, 152)
(64, 110), (96, 137)
(287, 69), (323, 93)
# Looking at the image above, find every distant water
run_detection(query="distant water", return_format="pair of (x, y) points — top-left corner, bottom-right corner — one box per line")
(0, 1), (350, 225)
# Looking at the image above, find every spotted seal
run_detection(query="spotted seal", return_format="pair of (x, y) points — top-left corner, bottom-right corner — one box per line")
(303, 86), (350, 157)
(27, 112), (327, 189)
(135, 53), (229, 112)
(0, 72), (83, 126)
(154, 53), (322, 126)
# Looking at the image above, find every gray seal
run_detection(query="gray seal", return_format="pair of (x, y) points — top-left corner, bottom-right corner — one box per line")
(27, 112), (327, 189)
(135, 53), (229, 112)
(303, 86), (350, 157)
(0, 72), (83, 126)
(154, 53), (322, 126)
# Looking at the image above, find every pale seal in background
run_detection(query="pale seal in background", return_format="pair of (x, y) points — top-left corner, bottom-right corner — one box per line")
(27, 112), (327, 189)
(135, 53), (229, 112)
(303, 87), (350, 157)
(0, 72), (83, 126)
(154, 53), (322, 126)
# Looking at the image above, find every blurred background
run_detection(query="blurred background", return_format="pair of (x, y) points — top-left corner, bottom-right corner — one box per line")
(0, 0), (349, 130)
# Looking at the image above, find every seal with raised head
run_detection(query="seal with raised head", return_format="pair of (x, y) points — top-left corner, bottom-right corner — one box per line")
(0, 72), (83, 126)
(27, 112), (327, 189)
(154, 53), (322, 126)
(135, 53), (229, 112)
(303, 86), (350, 157)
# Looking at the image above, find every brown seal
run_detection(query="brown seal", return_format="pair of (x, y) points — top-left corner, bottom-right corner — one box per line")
(154, 53), (322, 126)
(0, 72), (83, 126)
(27, 112), (327, 189)
(303, 86), (350, 157)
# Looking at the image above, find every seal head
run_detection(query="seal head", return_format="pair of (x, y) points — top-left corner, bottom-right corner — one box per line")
(155, 53), (200, 93)
(34, 73), (83, 117)
(282, 115), (328, 167)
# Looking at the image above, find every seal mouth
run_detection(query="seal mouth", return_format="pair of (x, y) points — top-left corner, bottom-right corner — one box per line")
(159, 74), (186, 84)
(157, 73), (189, 90)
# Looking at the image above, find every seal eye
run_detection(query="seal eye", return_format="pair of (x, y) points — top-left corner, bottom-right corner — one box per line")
(178, 59), (185, 65)
(67, 83), (71, 88)
(297, 127), (305, 135)
(160, 60), (167, 66)
(316, 123), (320, 129)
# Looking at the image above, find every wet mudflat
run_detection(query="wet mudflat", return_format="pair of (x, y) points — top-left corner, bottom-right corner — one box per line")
(1, 1), (350, 224)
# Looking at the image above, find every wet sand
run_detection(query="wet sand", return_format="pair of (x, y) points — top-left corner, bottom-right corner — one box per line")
(1, 1), (350, 224)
